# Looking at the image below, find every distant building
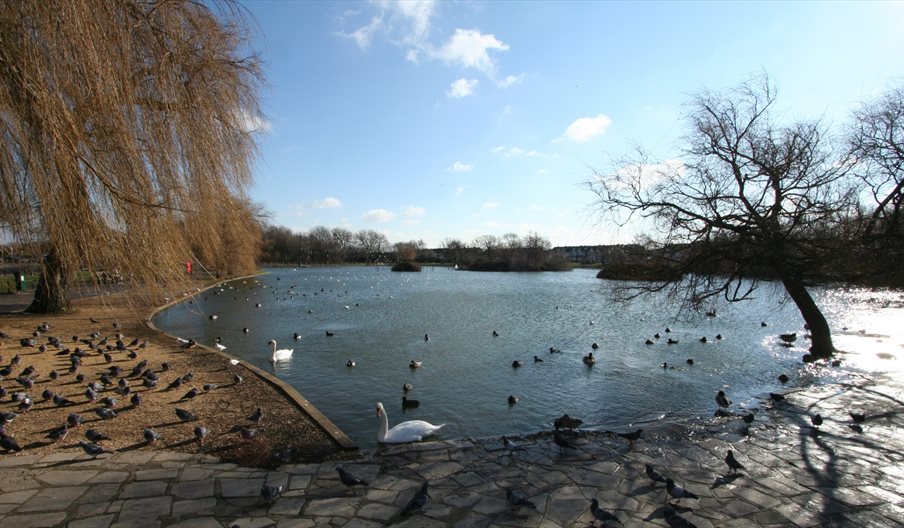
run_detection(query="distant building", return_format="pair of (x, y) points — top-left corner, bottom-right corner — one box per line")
(553, 245), (604, 264)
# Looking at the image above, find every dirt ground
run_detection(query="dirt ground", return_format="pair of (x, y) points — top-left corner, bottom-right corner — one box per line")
(0, 287), (350, 467)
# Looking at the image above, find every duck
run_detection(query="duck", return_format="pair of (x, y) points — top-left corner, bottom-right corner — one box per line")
(667, 338), (679, 345)
(346, 360), (356, 367)
(591, 342), (599, 350)
(645, 339), (654, 345)
(508, 395), (519, 405)
(492, 330), (499, 337)
(268, 340), (294, 362)
(582, 353), (596, 365)
(699, 336), (707, 343)
(401, 396), (420, 410)
(375, 402), (444, 443)
(533, 355), (544, 363)
(512, 360), (523, 368)
(402, 383), (413, 393)
(293, 333), (302, 340)
(778, 332), (797, 343)
(409, 360), (422, 369)
(325, 331), (335, 337)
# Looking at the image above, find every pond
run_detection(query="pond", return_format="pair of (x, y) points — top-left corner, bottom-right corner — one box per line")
(152, 266), (904, 449)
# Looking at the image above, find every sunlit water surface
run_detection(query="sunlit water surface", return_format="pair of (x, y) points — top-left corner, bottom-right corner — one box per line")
(153, 267), (904, 449)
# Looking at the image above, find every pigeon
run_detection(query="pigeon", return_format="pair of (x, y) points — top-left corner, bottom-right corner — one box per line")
(180, 388), (200, 400)
(506, 488), (536, 512)
(260, 483), (283, 502)
(247, 408), (264, 423)
(67, 413), (84, 427)
(193, 426), (209, 442)
(238, 427), (258, 440)
(811, 414), (823, 428)
(645, 464), (668, 485)
(175, 408), (197, 421)
(233, 374), (243, 384)
(202, 383), (217, 391)
(715, 390), (731, 409)
(0, 412), (17, 424)
(0, 434), (22, 452)
(589, 498), (620, 525)
(78, 441), (107, 457)
(850, 412), (866, 423)
(95, 408), (117, 420)
(769, 392), (785, 402)
(617, 428), (642, 445)
(666, 478), (699, 502)
(85, 429), (110, 442)
(143, 428), (161, 444)
(336, 466), (368, 488)
(47, 425), (69, 441)
(130, 393), (142, 407)
(724, 450), (745, 474)
(664, 507), (698, 528)
(400, 481), (429, 515)
(166, 377), (183, 390)
(553, 430), (577, 451)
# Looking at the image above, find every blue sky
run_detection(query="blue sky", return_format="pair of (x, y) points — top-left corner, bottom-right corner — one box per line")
(242, 0), (904, 247)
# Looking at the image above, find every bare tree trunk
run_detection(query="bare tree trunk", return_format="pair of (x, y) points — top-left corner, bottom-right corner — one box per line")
(781, 275), (834, 361)
(27, 249), (70, 314)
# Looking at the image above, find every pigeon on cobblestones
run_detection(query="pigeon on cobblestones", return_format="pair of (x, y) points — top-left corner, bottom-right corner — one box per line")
(85, 429), (110, 442)
(665, 478), (699, 503)
(260, 483), (283, 502)
(724, 450), (745, 474)
(664, 507), (698, 528)
(506, 488), (536, 512)
(400, 481), (429, 515)
(143, 428), (161, 445)
(1, 433), (22, 452)
(645, 464), (668, 485)
(193, 426), (208, 443)
(590, 498), (620, 525)
(78, 441), (107, 457)
(336, 466), (368, 489)
(175, 408), (197, 421)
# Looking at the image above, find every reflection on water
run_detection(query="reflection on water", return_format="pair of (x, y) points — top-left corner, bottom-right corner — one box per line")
(153, 267), (904, 449)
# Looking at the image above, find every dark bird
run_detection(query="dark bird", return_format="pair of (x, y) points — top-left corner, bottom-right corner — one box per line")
(130, 393), (142, 407)
(778, 373), (790, 383)
(810, 414), (823, 428)
(47, 425), (69, 442)
(507, 395), (519, 405)
(666, 478), (699, 502)
(769, 392), (785, 402)
(401, 397), (420, 410)
(699, 336), (707, 343)
(67, 413), (84, 427)
(848, 424), (864, 434)
(664, 507), (698, 528)
(85, 429), (110, 442)
(512, 360), (523, 368)
(181, 388), (200, 400)
(53, 394), (76, 406)
(533, 355), (544, 362)
(645, 339), (654, 345)
(166, 377), (182, 390)
(400, 481), (429, 516)
(1, 434), (22, 452)
(100, 396), (117, 408)
(247, 408), (264, 423)
(95, 408), (117, 420)
(325, 331), (334, 337)
(175, 408), (197, 422)
(553, 430), (577, 451)
(686, 358), (694, 365)
(143, 428), (161, 445)
(506, 488), (536, 512)
(233, 374), (244, 384)
(778, 332), (797, 343)
(589, 498), (620, 525)
(645, 464), (668, 485)
(238, 427), (258, 441)
(667, 338), (679, 345)
(492, 330), (499, 337)
(761, 321), (768, 327)
(742, 412), (755, 424)
(336, 466), (368, 488)
(78, 441), (106, 457)
(553, 414), (583, 430)
(202, 383), (217, 391)
(850, 412), (866, 423)
(260, 483), (283, 502)
(402, 383), (413, 393)
(591, 342), (599, 349)
(724, 450), (745, 474)
(193, 426), (209, 442)
(715, 390), (731, 409)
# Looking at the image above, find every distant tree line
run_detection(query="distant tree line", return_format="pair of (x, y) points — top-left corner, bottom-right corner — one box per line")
(261, 227), (569, 271)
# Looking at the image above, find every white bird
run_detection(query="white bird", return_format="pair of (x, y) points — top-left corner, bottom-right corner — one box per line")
(375, 402), (444, 443)
(215, 343), (226, 351)
(268, 339), (294, 362)
(229, 359), (240, 366)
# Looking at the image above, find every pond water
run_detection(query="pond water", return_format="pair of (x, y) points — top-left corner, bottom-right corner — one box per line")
(152, 266), (904, 449)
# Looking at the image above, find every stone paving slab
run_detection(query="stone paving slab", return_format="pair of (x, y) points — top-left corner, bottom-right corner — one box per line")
(1, 375), (903, 526)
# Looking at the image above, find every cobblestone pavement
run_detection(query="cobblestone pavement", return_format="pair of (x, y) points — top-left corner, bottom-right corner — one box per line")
(1, 375), (903, 528)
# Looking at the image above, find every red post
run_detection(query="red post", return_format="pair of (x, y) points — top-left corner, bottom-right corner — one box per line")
(186, 261), (192, 275)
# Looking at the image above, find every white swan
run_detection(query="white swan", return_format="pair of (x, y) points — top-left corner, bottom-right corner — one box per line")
(375, 402), (444, 443)
(268, 339), (294, 362)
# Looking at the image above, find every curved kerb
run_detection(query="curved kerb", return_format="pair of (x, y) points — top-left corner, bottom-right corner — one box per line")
(145, 274), (357, 452)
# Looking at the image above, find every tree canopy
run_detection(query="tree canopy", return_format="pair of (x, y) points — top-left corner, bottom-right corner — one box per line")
(0, 0), (265, 312)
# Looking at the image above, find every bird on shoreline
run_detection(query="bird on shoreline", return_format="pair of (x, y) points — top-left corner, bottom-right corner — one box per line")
(336, 466), (368, 490)
(590, 498), (619, 525)
(666, 478), (699, 503)
(400, 481), (429, 516)
(268, 339), (293, 362)
(724, 450), (745, 474)
(260, 483), (283, 502)
(645, 464), (668, 485)
(506, 488), (536, 512)
(715, 390), (731, 409)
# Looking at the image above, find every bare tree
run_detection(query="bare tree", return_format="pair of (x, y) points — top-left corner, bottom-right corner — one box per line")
(356, 230), (389, 264)
(0, 0), (264, 312)
(589, 76), (855, 360)
(331, 227), (354, 262)
(441, 238), (466, 266)
(849, 83), (904, 239)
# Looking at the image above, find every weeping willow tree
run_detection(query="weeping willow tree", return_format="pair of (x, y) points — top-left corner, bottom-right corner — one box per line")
(0, 0), (265, 312)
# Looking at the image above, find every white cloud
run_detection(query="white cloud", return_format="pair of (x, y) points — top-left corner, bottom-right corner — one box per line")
(335, 14), (384, 49)
(455, 185), (468, 195)
(447, 161), (473, 172)
(402, 206), (425, 217)
(505, 147), (525, 157)
(491, 145), (556, 159)
(406, 49), (420, 63)
(482, 201), (499, 210)
(238, 108), (272, 134)
(447, 78), (478, 99)
(564, 114), (612, 143)
(390, 0), (436, 45)
(362, 208), (397, 222)
(313, 197), (342, 209)
(497, 74), (524, 88)
(431, 29), (509, 76)
(490, 146), (505, 154)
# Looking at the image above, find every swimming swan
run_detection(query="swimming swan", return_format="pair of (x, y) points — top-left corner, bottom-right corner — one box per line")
(268, 339), (294, 362)
(375, 402), (444, 443)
